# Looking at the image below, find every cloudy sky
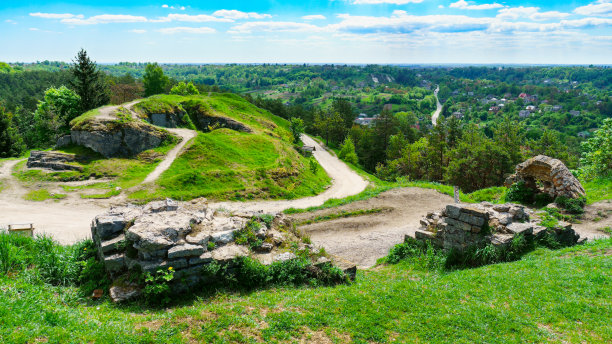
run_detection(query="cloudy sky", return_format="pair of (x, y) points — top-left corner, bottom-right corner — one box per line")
(2, 0), (612, 64)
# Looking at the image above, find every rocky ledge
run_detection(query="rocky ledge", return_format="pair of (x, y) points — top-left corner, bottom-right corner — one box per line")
(27, 150), (84, 172)
(414, 202), (582, 251)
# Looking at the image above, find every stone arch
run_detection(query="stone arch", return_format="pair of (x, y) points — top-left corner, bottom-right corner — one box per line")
(505, 155), (585, 199)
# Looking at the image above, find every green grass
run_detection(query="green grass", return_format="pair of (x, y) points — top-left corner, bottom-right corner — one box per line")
(297, 208), (386, 225)
(129, 130), (330, 202)
(69, 108), (101, 127)
(583, 177), (612, 204)
(23, 189), (66, 201)
(12, 144), (173, 192)
(0, 235), (610, 343)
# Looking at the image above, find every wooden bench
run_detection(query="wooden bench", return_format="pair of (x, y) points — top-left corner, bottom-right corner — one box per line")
(7, 223), (35, 237)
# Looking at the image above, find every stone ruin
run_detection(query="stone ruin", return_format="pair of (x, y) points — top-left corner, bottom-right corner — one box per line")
(27, 150), (84, 172)
(414, 202), (582, 251)
(505, 155), (585, 199)
(91, 199), (352, 302)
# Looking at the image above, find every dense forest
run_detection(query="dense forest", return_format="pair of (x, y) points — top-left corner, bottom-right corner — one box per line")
(1, 57), (611, 193)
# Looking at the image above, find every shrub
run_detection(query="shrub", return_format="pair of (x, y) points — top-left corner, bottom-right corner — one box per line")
(555, 196), (587, 214)
(504, 181), (535, 204)
(309, 157), (319, 174)
(383, 237), (446, 270)
(338, 136), (359, 165)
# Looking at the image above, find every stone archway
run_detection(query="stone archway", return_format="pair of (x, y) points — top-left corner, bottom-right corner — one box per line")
(505, 155), (585, 199)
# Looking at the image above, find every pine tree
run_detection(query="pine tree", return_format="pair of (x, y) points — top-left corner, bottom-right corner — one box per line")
(70, 49), (109, 112)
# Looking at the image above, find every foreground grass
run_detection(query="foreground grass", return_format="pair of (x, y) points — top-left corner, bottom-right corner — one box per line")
(0, 238), (610, 343)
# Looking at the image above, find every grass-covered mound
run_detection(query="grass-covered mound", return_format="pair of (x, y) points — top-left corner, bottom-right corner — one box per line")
(127, 93), (330, 201)
(0, 230), (610, 343)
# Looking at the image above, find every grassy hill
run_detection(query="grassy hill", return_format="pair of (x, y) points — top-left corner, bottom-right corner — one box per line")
(128, 93), (330, 201)
(15, 93), (330, 201)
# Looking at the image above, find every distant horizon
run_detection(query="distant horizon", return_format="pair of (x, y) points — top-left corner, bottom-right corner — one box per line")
(2, 1), (612, 64)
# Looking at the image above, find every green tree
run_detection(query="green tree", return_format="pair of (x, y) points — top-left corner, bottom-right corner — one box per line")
(33, 86), (81, 147)
(0, 105), (25, 157)
(170, 81), (199, 96)
(338, 136), (359, 165)
(314, 110), (344, 146)
(580, 118), (612, 179)
(331, 98), (356, 130)
(445, 124), (512, 192)
(531, 129), (570, 165)
(143, 63), (169, 97)
(70, 49), (109, 111)
(289, 117), (305, 144)
(493, 114), (526, 166)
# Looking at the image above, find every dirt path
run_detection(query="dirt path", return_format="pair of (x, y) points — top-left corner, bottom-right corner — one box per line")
(431, 85), (442, 126)
(0, 159), (108, 244)
(96, 100), (140, 120)
(573, 200), (612, 240)
(291, 187), (453, 268)
(211, 134), (368, 213)
(142, 128), (197, 184)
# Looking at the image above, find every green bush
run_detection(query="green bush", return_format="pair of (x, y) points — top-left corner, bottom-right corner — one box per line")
(504, 181), (535, 204)
(383, 238), (446, 270)
(555, 196), (587, 214)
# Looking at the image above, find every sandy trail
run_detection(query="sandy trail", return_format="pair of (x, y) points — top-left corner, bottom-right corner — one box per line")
(95, 100), (140, 120)
(0, 159), (108, 244)
(291, 188), (453, 268)
(431, 85), (442, 126)
(211, 134), (368, 213)
(142, 128), (197, 184)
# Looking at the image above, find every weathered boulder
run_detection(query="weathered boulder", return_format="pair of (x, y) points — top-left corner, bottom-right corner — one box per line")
(71, 117), (174, 158)
(505, 155), (585, 199)
(26, 150), (83, 172)
(109, 283), (141, 303)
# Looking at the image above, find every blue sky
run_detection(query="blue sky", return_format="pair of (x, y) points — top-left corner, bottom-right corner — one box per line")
(2, 1), (612, 64)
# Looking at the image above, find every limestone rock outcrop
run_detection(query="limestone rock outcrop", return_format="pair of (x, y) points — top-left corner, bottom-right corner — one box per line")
(505, 155), (585, 199)
(26, 150), (83, 172)
(414, 202), (581, 251)
(71, 118), (174, 158)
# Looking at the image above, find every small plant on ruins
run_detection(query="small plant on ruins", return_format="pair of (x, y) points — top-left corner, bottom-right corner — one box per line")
(143, 267), (175, 305)
(207, 241), (216, 251)
(234, 218), (264, 251)
(504, 181), (536, 204)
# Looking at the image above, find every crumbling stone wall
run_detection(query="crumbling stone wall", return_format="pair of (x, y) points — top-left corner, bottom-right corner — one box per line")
(415, 203), (581, 251)
(91, 199), (351, 300)
(505, 155), (585, 199)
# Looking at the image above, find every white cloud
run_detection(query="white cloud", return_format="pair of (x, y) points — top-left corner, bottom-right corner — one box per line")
(212, 10), (271, 20)
(131, 29), (146, 33)
(351, 0), (423, 4)
(302, 15), (326, 20)
(60, 14), (147, 25)
(229, 21), (322, 34)
(29, 27), (39, 31)
(497, 7), (570, 21)
(575, 0), (612, 17)
(450, 1), (504, 10)
(161, 13), (233, 23)
(5, 19), (17, 24)
(29, 12), (84, 19)
(158, 26), (216, 34)
(162, 4), (169, 8)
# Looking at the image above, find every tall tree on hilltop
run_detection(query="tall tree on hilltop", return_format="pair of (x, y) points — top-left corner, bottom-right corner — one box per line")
(143, 63), (169, 97)
(70, 49), (109, 112)
(0, 104), (25, 158)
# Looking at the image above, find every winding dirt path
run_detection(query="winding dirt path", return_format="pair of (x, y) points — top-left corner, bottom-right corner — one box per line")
(431, 85), (442, 126)
(211, 134), (368, 213)
(142, 128), (197, 184)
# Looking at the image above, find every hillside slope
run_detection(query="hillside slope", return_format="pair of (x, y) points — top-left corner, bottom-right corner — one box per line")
(68, 93), (330, 201)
